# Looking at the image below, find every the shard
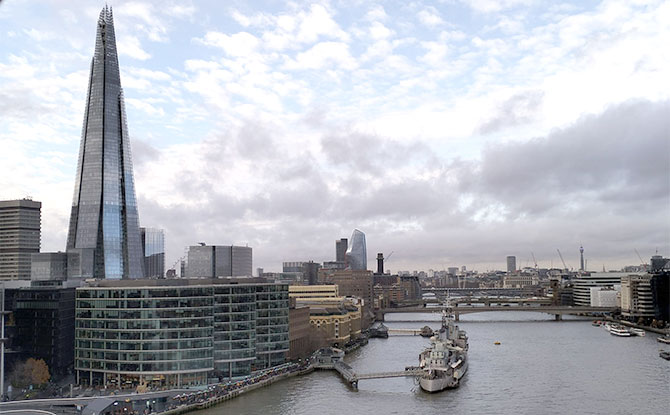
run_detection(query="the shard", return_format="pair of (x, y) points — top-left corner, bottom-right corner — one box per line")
(345, 229), (367, 270)
(66, 7), (144, 279)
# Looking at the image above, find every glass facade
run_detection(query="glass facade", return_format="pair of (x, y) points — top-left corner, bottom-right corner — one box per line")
(75, 279), (290, 387)
(213, 285), (257, 378)
(254, 284), (290, 369)
(345, 229), (367, 271)
(141, 228), (165, 278)
(75, 285), (214, 388)
(66, 7), (143, 279)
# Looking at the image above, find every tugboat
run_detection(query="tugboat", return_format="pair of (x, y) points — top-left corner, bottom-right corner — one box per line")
(417, 299), (468, 392)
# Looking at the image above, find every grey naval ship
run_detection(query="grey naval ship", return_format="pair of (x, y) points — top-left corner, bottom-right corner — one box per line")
(417, 301), (468, 392)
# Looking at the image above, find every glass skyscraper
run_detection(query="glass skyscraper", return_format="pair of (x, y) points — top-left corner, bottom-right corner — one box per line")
(66, 7), (144, 279)
(141, 227), (165, 278)
(345, 229), (367, 271)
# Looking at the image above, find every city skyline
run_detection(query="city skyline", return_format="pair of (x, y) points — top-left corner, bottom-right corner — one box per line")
(0, 1), (668, 273)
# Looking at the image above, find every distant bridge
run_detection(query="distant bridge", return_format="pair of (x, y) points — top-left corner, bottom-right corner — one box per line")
(393, 297), (552, 307)
(377, 305), (616, 321)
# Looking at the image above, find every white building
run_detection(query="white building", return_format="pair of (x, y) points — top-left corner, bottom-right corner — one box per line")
(589, 286), (620, 307)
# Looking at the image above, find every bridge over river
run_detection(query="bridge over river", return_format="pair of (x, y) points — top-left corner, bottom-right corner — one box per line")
(376, 305), (616, 321)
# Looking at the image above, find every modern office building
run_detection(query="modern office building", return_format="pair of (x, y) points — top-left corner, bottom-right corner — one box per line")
(186, 245), (252, 278)
(30, 252), (69, 283)
(13, 287), (76, 376)
(620, 274), (654, 319)
(345, 229), (367, 271)
(74, 278), (288, 388)
(66, 7), (143, 280)
(506, 256), (516, 273)
(650, 270), (669, 323)
(141, 228), (165, 278)
(572, 273), (627, 307)
(0, 199), (41, 280)
(336, 238), (348, 262)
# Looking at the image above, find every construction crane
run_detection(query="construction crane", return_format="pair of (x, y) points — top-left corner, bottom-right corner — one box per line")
(386, 251), (394, 261)
(531, 252), (538, 269)
(556, 249), (569, 272)
(634, 249), (648, 271)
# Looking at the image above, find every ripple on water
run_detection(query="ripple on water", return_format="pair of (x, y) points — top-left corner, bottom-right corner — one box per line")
(195, 313), (670, 415)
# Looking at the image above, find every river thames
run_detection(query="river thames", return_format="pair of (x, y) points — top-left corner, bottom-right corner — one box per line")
(196, 312), (670, 414)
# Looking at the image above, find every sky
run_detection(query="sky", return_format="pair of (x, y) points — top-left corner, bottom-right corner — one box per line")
(0, 0), (668, 273)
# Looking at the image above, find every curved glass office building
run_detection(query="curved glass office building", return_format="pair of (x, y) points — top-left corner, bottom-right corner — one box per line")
(75, 283), (214, 388)
(345, 229), (367, 271)
(75, 279), (289, 388)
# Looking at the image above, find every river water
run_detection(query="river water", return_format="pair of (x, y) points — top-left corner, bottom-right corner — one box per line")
(195, 312), (670, 414)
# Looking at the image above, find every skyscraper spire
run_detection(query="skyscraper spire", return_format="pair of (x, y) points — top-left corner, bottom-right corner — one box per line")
(66, 7), (144, 279)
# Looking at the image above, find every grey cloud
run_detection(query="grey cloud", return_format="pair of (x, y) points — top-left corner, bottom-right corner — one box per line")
(136, 100), (669, 273)
(478, 90), (544, 134)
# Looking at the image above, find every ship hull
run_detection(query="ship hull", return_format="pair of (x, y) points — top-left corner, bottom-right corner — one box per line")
(419, 361), (468, 393)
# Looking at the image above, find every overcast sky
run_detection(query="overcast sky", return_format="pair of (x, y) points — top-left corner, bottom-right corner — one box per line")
(1, 0), (668, 273)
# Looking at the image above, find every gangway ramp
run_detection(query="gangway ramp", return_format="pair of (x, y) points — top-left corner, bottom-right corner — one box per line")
(333, 361), (422, 389)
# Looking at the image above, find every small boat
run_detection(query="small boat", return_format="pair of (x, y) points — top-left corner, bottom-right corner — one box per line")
(592, 320), (602, 327)
(494, 341), (501, 345)
(628, 328), (645, 337)
(657, 336), (670, 344)
(609, 326), (632, 337)
(660, 351), (670, 361)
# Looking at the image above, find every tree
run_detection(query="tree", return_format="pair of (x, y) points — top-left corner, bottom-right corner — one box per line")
(9, 358), (50, 388)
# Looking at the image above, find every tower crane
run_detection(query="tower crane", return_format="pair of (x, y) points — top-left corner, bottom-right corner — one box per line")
(531, 252), (538, 269)
(556, 249), (569, 272)
(634, 249), (647, 271)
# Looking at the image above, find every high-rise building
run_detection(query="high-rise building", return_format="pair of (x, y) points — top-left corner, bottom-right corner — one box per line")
(506, 256), (516, 273)
(579, 246), (585, 271)
(141, 227), (165, 278)
(66, 7), (143, 280)
(0, 199), (41, 280)
(345, 229), (367, 271)
(336, 238), (347, 262)
(186, 244), (252, 278)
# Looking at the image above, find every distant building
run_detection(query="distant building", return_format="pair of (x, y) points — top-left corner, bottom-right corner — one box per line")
(186, 244), (252, 278)
(336, 238), (348, 262)
(302, 261), (320, 285)
(289, 285), (339, 299)
(506, 256), (516, 273)
(319, 269), (374, 328)
(447, 267), (459, 275)
(141, 228), (165, 278)
(503, 274), (538, 289)
(589, 286), (619, 307)
(30, 252), (68, 282)
(572, 273), (627, 307)
(0, 199), (41, 280)
(322, 261), (346, 270)
(620, 274), (654, 320)
(650, 270), (669, 323)
(345, 229), (367, 271)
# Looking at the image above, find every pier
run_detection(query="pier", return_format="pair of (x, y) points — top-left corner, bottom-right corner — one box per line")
(329, 361), (422, 389)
